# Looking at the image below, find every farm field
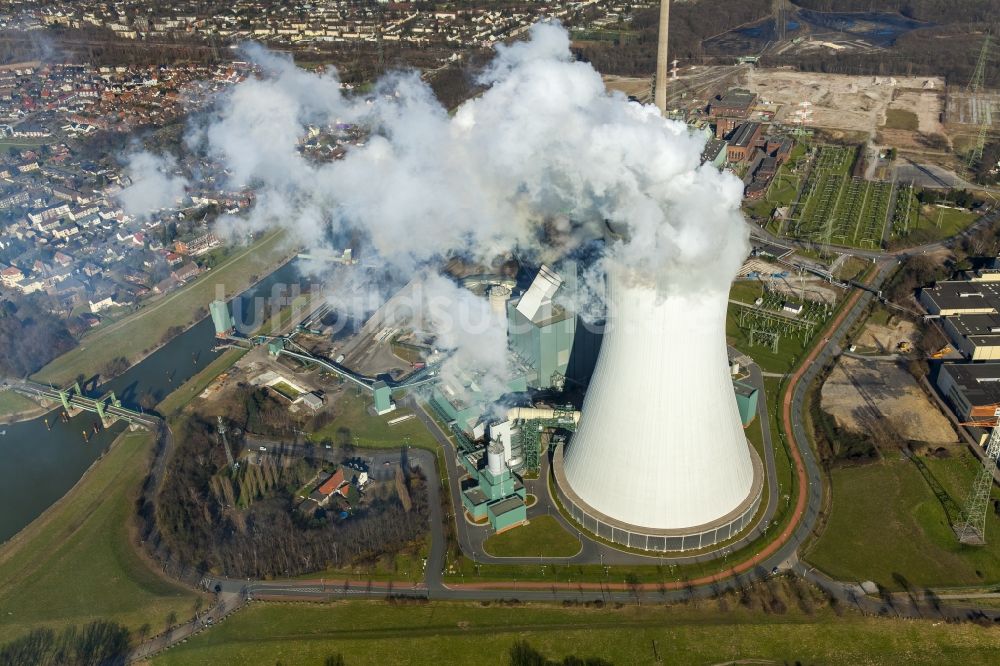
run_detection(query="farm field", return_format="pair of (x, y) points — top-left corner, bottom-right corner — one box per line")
(153, 600), (1000, 666)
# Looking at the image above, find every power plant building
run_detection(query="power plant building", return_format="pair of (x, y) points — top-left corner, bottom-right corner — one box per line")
(460, 441), (527, 532)
(209, 299), (235, 337)
(556, 267), (763, 552)
(507, 265), (576, 390)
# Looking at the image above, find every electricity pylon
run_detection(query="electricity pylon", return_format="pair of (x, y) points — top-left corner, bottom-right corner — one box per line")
(955, 407), (1000, 545)
(967, 106), (993, 169)
(968, 34), (991, 93)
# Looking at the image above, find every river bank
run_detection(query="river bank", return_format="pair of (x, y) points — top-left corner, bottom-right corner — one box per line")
(0, 259), (308, 543)
(33, 229), (298, 387)
(0, 428), (203, 644)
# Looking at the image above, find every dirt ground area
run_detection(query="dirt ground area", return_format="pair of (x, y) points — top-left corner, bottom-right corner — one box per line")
(743, 69), (945, 138)
(603, 75), (651, 102)
(821, 356), (956, 444)
(769, 277), (839, 304)
(888, 89), (945, 134)
(857, 319), (918, 353)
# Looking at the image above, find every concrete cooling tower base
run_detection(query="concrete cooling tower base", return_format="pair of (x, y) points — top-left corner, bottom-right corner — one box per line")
(553, 442), (764, 552)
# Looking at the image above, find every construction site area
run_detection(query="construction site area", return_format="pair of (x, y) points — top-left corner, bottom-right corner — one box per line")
(821, 356), (958, 446)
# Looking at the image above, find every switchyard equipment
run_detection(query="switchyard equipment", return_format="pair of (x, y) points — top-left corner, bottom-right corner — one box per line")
(956, 406), (1000, 545)
(734, 301), (818, 353)
(557, 265), (764, 552)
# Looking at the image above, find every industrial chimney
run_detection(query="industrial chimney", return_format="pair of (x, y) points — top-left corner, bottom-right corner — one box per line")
(654, 0), (670, 114)
(554, 265), (763, 552)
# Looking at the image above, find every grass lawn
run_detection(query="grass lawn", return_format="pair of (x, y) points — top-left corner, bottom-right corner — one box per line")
(483, 515), (581, 558)
(806, 449), (1000, 590)
(270, 380), (302, 401)
(0, 431), (203, 644)
(893, 205), (978, 246)
(154, 600), (1000, 665)
(308, 389), (438, 451)
(729, 280), (766, 304)
(883, 109), (920, 131)
(0, 390), (41, 419)
(34, 229), (292, 386)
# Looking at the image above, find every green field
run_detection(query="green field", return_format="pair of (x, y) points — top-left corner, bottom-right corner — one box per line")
(0, 389), (42, 420)
(154, 600), (1000, 665)
(483, 515), (581, 558)
(308, 390), (438, 451)
(34, 229), (292, 386)
(0, 431), (203, 644)
(806, 449), (1000, 590)
(891, 192), (979, 246)
(270, 380), (302, 401)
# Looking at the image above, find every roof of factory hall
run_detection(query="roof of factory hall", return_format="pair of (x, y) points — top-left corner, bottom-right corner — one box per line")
(488, 496), (525, 517)
(728, 121), (761, 149)
(921, 280), (1000, 315)
(948, 312), (1000, 337)
(710, 89), (757, 115)
(940, 362), (1000, 406)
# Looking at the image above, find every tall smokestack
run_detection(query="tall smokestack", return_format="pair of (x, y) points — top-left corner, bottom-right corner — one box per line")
(654, 0), (670, 114)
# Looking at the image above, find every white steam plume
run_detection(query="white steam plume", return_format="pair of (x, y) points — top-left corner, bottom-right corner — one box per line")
(118, 151), (189, 219)
(179, 21), (749, 401)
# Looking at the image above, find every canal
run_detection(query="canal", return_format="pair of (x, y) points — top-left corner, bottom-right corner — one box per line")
(0, 260), (307, 543)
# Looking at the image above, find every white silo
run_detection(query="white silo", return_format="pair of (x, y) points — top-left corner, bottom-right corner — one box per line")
(489, 285), (512, 316)
(487, 440), (506, 476)
(555, 264), (763, 551)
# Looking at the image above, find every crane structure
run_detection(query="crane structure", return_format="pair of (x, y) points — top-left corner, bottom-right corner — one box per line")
(955, 407), (1000, 545)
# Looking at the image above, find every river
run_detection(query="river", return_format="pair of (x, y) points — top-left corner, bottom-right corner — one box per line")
(0, 260), (306, 543)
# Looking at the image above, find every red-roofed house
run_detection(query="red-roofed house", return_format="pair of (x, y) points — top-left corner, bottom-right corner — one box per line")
(317, 468), (346, 497)
(1, 266), (24, 287)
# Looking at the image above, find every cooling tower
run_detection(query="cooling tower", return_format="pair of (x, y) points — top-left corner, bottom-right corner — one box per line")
(555, 267), (763, 551)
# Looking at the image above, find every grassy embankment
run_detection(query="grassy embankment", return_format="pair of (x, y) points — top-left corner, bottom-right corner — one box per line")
(33, 229), (292, 387)
(154, 600), (1000, 666)
(0, 390), (44, 422)
(0, 431), (203, 644)
(483, 515), (581, 558)
(806, 446), (1000, 590)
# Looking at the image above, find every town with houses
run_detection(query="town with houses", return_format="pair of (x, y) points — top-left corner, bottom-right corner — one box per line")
(0, 0), (626, 50)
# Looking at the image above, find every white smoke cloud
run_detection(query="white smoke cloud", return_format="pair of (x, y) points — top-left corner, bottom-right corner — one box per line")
(177, 21), (750, 402)
(117, 151), (189, 218)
